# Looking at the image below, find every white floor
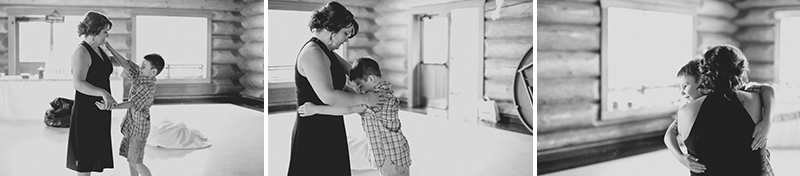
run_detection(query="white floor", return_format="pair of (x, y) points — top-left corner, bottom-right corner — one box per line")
(267, 111), (534, 176)
(543, 148), (800, 176)
(0, 104), (264, 176)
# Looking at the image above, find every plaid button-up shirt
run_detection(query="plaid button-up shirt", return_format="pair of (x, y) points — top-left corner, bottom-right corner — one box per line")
(357, 81), (412, 168)
(120, 60), (157, 138)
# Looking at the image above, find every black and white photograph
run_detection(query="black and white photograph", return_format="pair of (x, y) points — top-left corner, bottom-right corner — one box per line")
(266, 0), (533, 176)
(539, 0), (800, 175)
(0, 0), (265, 175)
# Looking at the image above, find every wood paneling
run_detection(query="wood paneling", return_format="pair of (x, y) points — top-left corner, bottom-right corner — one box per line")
(697, 0), (739, 19)
(240, 72), (264, 89)
(485, 17), (534, 38)
(241, 14), (264, 28)
(537, 78), (599, 104)
(537, 24), (599, 51)
(211, 50), (246, 64)
(373, 39), (406, 57)
(538, 102), (598, 133)
(238, 57), (264, 73)
(239, 41), (264, 58)
(741, 43), (774, 63)
(486, 37), (534, 58)
(735, 26), (775, 43)
(537, 51), (600, 78)
(0, 0), (246, 11)
(537, 117), (673, 150)
(536, 1), (598, 24)
(374, 25), (408, 40)
(696, 16), (738, 34)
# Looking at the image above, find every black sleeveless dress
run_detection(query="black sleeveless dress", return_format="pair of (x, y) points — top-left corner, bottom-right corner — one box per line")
(684, 92), (762, 176)
(66, 41), (114, 172)
(288, 37), (351, 175)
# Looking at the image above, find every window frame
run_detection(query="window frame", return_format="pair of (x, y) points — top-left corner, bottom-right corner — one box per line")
(131, 10), (213, 84)
(598, 0), (698, 125)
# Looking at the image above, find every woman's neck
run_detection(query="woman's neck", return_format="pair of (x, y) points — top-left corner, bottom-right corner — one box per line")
(313, 33), (334, 50)
(83, 38), (100, 47)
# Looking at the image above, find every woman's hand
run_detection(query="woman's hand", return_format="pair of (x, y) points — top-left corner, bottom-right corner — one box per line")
(94, 101), (115, 110)
(678, 154), (706, 173)
(364, 92), (388, 107)
(101, 92), (117, 110)
(751, 121), (770, 150)
(298, 102), (317, 117)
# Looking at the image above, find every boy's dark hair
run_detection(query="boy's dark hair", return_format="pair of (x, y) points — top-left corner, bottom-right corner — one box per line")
(309, 1), (359, 38)
(78, 11), (112, 37)
(349, 57), (381, 81)
(144, 54), (165, 75)
(677, 59), (702, 82)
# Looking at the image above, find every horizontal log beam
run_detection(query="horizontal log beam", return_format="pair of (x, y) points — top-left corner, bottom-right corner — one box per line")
(267, 86), (293, 104)
(242, 87), (265, 99)
(238, 57), (264, 73)
(375, 12), (409, 26)
(485, 17), (533, 38)
(374, 0), (469, 12)
(240, 72), (264, 89)
(240, 28), (264, 42)
(212, 37), (245, 50)
(384, 70), (407, 88)
(695, 16), (738, 34)
(240, 1), (264, 17)
(373, 39), (406, 57)
(486, 37), (533, 58)
(537, 24), (599, 51)
(485, 57), (520, 82)
(211, 78), (242, 86)
(736, 0), (800, 9)
(106, 35), (130, 50)
(347, 48), (370, 62)
(239, 41), (265, 58)
(212, 22), (245, 36)
(0, 34), (6, 51)
(241, 14), (264, 29)
(486, 0), (535, 20)
(348, 35), (378, 48)
(697, 32), (739, 52)
(741, 43), (774, 63)
(212, 50), (246, 64)
(697, 0), (739, 19)
(355, 18), (378, 34)
(535, 1), (598, 24)
(749, 62), (774, 81)
(270, 0), (380, 8)
(537, 117), (673, 150)
(211, 63), (244, 78)
(497, 100), (521, 117)
(538, 102), (598, 133)
(735, 26), (775, 43)
(538, 78), (599, 104)
(374, 25), (408, 40)
(734, 8), (783, 25)
(485, 79), (514, 101)
(212, 11), (246, 22)
(538, 51), (600, 78)
(379, 57), (407, 72)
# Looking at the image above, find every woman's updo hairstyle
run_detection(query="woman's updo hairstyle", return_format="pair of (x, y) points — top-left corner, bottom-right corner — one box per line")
(698, 45), (750, 93)
(78, 11), (112, 37)
(308, 1), (359, 38)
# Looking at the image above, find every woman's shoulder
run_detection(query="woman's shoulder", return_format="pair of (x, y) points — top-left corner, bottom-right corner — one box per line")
(735, 90), (761, 101)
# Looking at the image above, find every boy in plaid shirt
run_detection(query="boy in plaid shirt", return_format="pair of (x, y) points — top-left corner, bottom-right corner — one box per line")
(96, 42), (164, 176)
(298, 57), (411, 176)
(664, 59), (774, 176)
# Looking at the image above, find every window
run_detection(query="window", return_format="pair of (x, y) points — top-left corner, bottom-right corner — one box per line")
(135, 15), (209, 81)
(777, 16), (800, 102)
(16, 15), (84, 76)
(601, 6), (694, 121)
(267, 9), (344, 83)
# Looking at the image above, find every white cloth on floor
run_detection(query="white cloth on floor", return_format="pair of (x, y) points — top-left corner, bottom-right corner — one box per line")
(344, 114), (378, 170)
(147, 117), (212, 149)
(767, 111), (800, 148)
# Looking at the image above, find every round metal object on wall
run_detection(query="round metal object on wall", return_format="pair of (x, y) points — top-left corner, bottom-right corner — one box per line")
(514, 48), (534, 133)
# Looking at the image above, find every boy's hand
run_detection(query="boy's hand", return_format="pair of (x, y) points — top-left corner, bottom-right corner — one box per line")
(297, 102), (317, 117)
(678, 154), (706, 173)
(95, 101), (114, 110)
(751, 121), (770, 150)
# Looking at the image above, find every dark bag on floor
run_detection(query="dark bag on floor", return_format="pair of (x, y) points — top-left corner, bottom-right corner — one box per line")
(44, 97), (74, 128)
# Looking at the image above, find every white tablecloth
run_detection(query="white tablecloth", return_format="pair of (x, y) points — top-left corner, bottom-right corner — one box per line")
(0, 79), (124, 121)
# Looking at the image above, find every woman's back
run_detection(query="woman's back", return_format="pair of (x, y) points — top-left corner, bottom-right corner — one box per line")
(683, 91), (762, 176)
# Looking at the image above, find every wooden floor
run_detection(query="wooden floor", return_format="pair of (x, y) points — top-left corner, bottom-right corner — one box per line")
(0, 104), (264, 176)
(268, 110), (534, 176)
(542, 148), (800, 176)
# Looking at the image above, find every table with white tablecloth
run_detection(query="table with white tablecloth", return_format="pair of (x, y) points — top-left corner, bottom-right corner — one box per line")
(0, 78), (123, 121)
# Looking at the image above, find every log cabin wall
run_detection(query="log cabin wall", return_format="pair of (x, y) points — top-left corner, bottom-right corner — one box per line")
(733, 0), (789, 83)
(484, 0), (532, 123)
(537, 0), (747, 165)
(0, 0), (250, 99)
(239, 0), (265, 99)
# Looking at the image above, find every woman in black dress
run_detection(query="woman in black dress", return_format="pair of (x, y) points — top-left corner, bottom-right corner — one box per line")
(677, 45), (764, 175)
(66, 11), (115, 176)
(289, 1), (383, 175)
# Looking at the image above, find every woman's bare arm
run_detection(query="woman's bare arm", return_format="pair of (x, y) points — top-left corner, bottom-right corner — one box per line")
(299, 45), (369, 106)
